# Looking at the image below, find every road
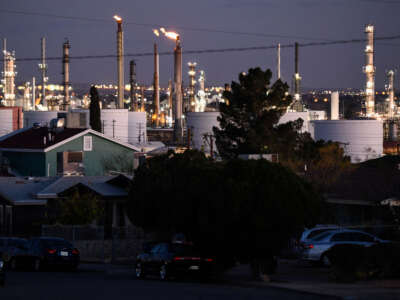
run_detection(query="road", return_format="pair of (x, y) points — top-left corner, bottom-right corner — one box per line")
(0, 268), (337, 300)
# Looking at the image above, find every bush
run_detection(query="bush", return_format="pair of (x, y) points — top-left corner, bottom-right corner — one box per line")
(328, 242), (400, 282)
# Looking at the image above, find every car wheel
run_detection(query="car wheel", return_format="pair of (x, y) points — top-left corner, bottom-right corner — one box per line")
(321, 253), (331, 267)
(135, 262), (145, 279)
(159, 265), (168, 281)
(33, 258), (41, 272)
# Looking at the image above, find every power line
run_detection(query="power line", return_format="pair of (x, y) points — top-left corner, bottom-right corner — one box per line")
(13, 34), (400, 63)
(0, 8), (332, 41)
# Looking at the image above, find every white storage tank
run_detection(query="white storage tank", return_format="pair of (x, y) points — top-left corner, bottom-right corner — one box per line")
(101, 109), (129, 143)
(310, 120), (383, 163)
(186, 112), (220, 154)
(128, 112), (147, 144)
(279, 111), (310, 132)
(23, 111), (59, 128)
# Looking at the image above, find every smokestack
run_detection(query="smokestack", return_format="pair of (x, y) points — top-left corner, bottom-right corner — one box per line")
(153, 43), (160, 126)
(129, 60), (137, 111)
(168, 79), (173, 123)
(32, 77), (36, 110)
(188, 62), (197, 112)
(277, 43), (281, 80)
(39, 37), (47, 107)
(115, 16), (124, 109)
(173, 36), (183, 143)
(387, 70), (395, 119)
(62, 39), (70, 111)
(331, 91), (339, 120)
(364, 24), (375, 117)
(292, 42), (303, 112)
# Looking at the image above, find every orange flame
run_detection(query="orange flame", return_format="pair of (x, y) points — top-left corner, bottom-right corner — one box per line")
(113, 15), (122, 23)
(157, 27), (179, 40)
(153, 29), (160, 37)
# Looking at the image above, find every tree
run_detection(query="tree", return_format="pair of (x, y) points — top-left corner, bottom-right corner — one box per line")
(89, 86), (102, 132)
(57, 190), (104, 225)
(213, 68), (291, 159)
(127, 150), (322, 274)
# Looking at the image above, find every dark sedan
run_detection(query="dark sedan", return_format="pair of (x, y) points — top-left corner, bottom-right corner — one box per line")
(28, 237), (80, 271)
(135, 242), (215, 280)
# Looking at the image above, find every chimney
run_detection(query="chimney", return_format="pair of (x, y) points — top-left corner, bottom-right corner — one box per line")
(130, 60), (137, 111)
(173, 36), (183, 143)
(153, 44), (160, 126)
(61, 39), (70, 111)
(115, 16), (124, 109)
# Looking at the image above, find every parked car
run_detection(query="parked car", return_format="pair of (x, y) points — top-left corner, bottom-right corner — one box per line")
(27, 237), (80, 271)
(300, 229), (387, 266)
(0, 254), (5, 286)
(299, 225), (340, 244)
(0, 237), (30, 270)
(135, 242), (215, 280)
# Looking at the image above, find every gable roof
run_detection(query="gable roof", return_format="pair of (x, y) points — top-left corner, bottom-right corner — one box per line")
(0, 127), (141, 152)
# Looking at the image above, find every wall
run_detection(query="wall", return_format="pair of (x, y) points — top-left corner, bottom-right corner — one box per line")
(46, 133), (135, 176)
(3, 151), (46, 176)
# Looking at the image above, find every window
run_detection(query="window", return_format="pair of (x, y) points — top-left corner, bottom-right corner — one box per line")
(351, 233), (375, 242)
(331, 232), (352, 242)
(83, 136), (92, 151)
(67, 152), (83, 163)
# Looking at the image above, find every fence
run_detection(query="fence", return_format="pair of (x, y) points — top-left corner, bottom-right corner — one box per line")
(41, 225), (149, 262)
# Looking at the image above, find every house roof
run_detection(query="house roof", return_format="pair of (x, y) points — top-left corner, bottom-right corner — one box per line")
(0, 127), (85, 150)
(0, 127), (141, 152)
(0, 174), (131, 205)
(36, 176), (129, 198)
(0, 177), (58, 205)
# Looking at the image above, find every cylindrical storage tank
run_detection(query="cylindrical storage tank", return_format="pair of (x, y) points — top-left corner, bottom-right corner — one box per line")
(186, 112), (220, 154)
(23, 111), (59, 128)
(128, 111), (147, 144)
(101, 109), (129, 143)
(0, 109), (13, 136)
(311, 120), (383, 163)
(331, 92), (339, 120)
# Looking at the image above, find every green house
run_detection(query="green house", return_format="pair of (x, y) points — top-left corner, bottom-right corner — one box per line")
(0, 127), (141, 176)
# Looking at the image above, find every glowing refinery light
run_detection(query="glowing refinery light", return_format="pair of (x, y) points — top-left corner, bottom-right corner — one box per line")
(153, 29), (160, 37)
(113, 15), (122, 23)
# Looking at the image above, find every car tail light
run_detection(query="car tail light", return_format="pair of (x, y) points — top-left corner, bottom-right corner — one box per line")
(72, 249), (79, 255)
(47, 249), (56, 254)
(173, 257), (185, 261)
(303, 244), (314, 249)
(204, 258), (213, 262)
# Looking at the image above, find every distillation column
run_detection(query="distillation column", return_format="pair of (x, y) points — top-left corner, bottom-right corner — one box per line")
(364, 25), (375, 117)
(130, 60), (137, 111)
(173, 36), (183, 143)
(188, 62), (197, 112)
(62, 40), (70, 111)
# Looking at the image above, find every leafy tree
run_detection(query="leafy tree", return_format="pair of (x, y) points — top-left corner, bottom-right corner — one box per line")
(213, 68), (291, 159)
(127, 150), (322, 274)
(89, 86), (102, 132)
(57, 190), (104, 225)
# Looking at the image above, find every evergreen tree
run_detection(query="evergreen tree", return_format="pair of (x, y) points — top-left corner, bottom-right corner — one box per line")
(89, 86), (102, 132)
(213, 68), (291, 159)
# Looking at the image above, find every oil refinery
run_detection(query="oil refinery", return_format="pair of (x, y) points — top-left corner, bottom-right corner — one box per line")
(0, 23), (398, 162)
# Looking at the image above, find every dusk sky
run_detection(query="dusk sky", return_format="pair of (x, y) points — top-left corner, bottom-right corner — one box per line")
(0, 0), (399, 90)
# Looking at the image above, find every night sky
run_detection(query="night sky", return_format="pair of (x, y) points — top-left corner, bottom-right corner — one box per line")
(0, 0), (399, 89)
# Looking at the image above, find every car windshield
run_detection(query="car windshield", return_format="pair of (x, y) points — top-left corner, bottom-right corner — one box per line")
(170, 244), (199, 256)
(42, 239), (73, 248)
(312, 231), (333, 241)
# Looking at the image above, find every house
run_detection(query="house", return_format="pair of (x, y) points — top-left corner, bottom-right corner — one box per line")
(0, 125), (141, 177)
(0, 175), (132, 237)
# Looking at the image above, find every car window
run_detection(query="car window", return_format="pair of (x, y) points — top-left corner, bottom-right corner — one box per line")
(158, 244), (169, 254)
(312, 232), (333, 241)
(307, 229), (333, 239)
(351, 232), (375, 242)
(170, 244), (198, 256)
(331, 232), (352, 241)
(150, 244), (160, 254)
(41, 239), (73, 248)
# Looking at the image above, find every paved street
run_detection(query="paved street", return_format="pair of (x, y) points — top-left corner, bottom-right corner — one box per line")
(1, 269), (336, 300)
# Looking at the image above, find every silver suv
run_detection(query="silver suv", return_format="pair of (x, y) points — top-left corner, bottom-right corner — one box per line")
(300, 229), (386, 266)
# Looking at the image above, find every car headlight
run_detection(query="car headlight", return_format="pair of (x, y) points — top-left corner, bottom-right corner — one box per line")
(0, 261), (3, 270)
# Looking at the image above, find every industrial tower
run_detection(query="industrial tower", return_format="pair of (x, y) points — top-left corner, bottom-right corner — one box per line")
(2, 39), (17, 106)
(153, 44), (160, 126)
(38, 37), (48, 107)
(61, 40), (70, 111)
(292, 42), (303, 112)
(364, 25), (375, 117)
(188, 62), (197, 112)
(386, 70), (395, 119)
